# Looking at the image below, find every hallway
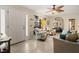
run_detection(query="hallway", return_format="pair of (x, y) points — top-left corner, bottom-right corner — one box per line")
(11, 36), (53, 53)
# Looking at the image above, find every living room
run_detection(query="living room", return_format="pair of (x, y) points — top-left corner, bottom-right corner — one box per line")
(0, 5), (79, 53)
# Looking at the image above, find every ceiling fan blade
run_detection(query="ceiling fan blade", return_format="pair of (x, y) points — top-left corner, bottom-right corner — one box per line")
(57, 5), (64, 9)
(57, 10), (64, 12)
(56, 5), (64, 11)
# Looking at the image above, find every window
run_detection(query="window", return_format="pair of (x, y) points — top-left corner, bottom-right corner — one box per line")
(26, 15), (28, 36)
(1, 9), (5, 34)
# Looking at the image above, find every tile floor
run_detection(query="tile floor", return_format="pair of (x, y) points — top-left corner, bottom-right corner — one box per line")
(11, 36), (53, 53)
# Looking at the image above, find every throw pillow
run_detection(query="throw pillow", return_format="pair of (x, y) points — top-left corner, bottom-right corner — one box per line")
(65, 33), (78, 42)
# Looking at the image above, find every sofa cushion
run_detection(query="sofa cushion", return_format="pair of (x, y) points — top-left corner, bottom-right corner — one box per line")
(60, 30), (69, 39)
(60, 34), (66, 39)
(65, 33), (78, 42)
(62, 30), (68, 35)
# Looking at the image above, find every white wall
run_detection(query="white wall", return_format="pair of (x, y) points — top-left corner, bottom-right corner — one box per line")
(0, 12), (1, 33)
(0, 5), (38, 41)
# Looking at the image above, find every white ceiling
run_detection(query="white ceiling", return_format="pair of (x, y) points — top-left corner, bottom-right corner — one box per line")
(23, 5), (79, 16)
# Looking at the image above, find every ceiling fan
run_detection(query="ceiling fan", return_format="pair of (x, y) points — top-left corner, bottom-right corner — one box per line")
(47, 5), (64, 14)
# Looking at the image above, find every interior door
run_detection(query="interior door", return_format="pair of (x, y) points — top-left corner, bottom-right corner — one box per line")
(6, 9), (26, 44)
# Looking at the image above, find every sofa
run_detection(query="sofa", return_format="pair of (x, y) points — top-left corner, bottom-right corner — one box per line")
(53, 37), (79, 53)
(60, 30), (72, 39)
